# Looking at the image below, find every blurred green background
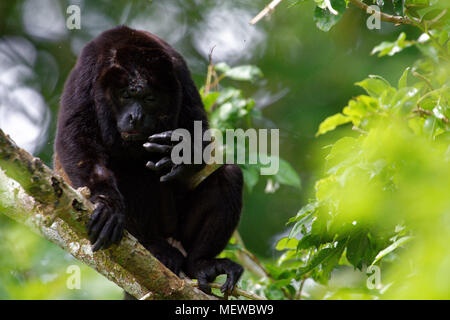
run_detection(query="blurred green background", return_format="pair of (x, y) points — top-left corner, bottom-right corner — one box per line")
(0, 0), (421, 299)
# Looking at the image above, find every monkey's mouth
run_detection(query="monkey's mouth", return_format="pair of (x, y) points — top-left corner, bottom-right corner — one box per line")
(121, 131), (147, 141)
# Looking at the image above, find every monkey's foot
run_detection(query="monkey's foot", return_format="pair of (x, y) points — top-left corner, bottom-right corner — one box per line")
(185, 258), (243, 295)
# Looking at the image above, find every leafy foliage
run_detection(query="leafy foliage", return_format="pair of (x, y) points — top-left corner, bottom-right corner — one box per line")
(313, 0), (347, 32)
(200, 62), (301, 193)
(371, 32), (414, 57)
(229, 0), (450, 299)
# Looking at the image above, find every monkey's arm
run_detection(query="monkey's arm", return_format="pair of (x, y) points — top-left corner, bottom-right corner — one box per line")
(55, 111), (125, 251)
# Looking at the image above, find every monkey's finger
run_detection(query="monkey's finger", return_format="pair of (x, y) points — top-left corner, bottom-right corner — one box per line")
(148, 131), (173, 143)
(146, 157), (172, 171)
(92, 236), (105, 252)
(111, 222), (124, 245)
(143, 142), (172, 153)
(160, 165), (186, 182)
(155, 157), (172, 170)
(93, 217), (116, 251)
(88, 212), (108, 244)
(221, 274), (236, 295)
(221, 265), (243, 295)
(146, 161), (156, 170)
(88, 208), (105, 239)
(101, 218), (118, 250)
(87, 203), (104, 231)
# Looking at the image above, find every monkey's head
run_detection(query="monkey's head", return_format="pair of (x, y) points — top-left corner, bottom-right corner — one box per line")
(96, 46), (182, 143)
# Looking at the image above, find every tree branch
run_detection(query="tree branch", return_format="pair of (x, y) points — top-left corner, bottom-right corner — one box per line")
(0, 129), (211, 300)
(250, 0), (283, 25)
(186, 280), (266, 300)
(348, 0), (417, 25)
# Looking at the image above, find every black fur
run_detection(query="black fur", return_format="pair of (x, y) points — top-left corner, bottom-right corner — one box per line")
(54, 26), (243, 295)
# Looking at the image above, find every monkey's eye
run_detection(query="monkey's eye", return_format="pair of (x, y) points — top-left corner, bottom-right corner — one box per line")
(120, 90), (131, 100)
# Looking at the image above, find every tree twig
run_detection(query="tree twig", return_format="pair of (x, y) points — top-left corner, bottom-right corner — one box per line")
(186, 280), (266, 300)
(349, 0), (417, 25)
(250, 0), (283, 25)
(203, 46), (216, 97)
(295, 277), (307, 300)
(413, 107), (449, 124)
(412, 71), (434, 91)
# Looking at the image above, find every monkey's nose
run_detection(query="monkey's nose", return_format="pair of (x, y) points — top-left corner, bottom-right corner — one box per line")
(129, 113), (143, 126)
(129, 114), (136, 125)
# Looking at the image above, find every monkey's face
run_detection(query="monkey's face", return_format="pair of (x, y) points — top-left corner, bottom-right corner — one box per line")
(112, 75), (173, 142)
(98, 49), (181, 143)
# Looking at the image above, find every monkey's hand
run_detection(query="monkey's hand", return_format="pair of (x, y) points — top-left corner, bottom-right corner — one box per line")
(87, 194), (125, 251)
(144, 130), (202, 183)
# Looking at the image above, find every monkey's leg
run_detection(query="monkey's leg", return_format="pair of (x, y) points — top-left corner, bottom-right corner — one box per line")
(180, 164), (244, 295)
(122, 238), (185, 300)
(142, 238), (185, 275)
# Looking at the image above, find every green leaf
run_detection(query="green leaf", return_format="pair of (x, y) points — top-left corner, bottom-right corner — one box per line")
(224, 65), (263, 82)
(297, 242), (345, 278)
(288, 212), (314, 239)
(342, 96), (378, 126)
(392, 0), (404, 16)
(316, 113), (351, 136)
(325, 136), (359, 169)
(404, 0), (430, 19)
(319, 241), (346, 282)
(356, 76), (393, 98)
(438, 30), (449, 46)
(287, 202), (319, 224)
(273, 157), (302, 190)
(371, 33), (413, 57)
(264, 284), (285, 300)
(371, 236), (412, 265)
(346, 231), (370, 270)
(215, 62), (231, 74)
(241, 165), (260, 193)
(216, 87), (242, 105)
(276, 237), (299, 251)
(202, 91), (220, 112)
(313, 0), (347, 32)
(390, 87), (420, 114)
(297, 234), (323, 250)
(398, 67), (410, 89)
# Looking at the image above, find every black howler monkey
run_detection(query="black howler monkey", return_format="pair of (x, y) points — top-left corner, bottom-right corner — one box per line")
(54, 26), (243, 295)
